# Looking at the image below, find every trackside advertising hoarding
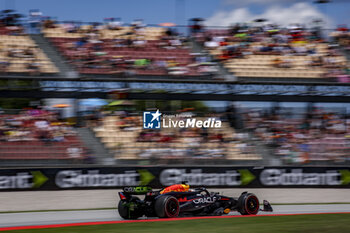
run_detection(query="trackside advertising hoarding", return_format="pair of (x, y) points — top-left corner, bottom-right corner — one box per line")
(0, 167), (350, 191)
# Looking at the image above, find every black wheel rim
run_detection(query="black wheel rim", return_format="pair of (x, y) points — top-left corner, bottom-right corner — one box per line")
(166, 199), (178, 217)
(246, 196), (259, 214)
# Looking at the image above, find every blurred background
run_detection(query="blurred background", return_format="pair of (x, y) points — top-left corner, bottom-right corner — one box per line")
(0, 0), (349, 168)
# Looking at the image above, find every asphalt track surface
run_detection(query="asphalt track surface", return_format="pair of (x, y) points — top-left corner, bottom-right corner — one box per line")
(1, 204), (350, 228)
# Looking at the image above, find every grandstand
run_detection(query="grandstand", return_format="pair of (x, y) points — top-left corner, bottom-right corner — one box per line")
(0, 11), (349, 167)
(2, 3), (350, 232)
(199, 26), (349, 81)
(330, 25), (350, 52)
(42, 23), (217, 77)
(0, 110), (87, 164)
(243, 107), (350, 164)
(0, 26), (58, 75)
(0, 139), (85, 160)
(93, 114), (261, 164)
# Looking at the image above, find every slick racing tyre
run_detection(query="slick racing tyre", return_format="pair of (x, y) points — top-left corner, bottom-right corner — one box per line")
(118, 197), (142, 219)
(238, 193), (260, 215)
(155, 195), (180, 218)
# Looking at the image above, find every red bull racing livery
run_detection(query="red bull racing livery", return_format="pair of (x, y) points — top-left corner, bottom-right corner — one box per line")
(117, 183), (272, 219)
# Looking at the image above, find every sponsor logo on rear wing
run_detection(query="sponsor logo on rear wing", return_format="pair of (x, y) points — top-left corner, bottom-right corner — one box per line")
(122, 186), (152, 194)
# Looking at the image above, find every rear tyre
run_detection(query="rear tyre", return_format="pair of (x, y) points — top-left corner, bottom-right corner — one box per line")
(118, 197), (142, 219)
(238, 193), (259, 215)
(155, 195), (180, 218)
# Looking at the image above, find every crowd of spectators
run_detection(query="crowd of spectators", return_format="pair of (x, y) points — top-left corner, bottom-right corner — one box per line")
(0, 108), (91, 162)
(198, 24), (325, 58)
(43, 19), (219, 77)
(197, 23), (349, 80)
(0, 23), (24, 36)
(243, 107), (350, 164)
(0, 109), (76, 142)
(0, 9), (25, 36)
(329, 25), (350, 82)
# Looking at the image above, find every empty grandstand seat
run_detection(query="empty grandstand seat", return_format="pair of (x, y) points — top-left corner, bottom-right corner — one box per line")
(0, 34), (58, 74)
(93, 115), (261, 162)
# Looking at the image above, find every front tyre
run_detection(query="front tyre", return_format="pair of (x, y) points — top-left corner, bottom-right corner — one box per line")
(155, 195), (180, 218)
(118, 197), (142, 219)
(238, 193), (259, 215)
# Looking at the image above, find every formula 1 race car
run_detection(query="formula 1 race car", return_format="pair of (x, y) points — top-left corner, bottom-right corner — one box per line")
(117, 183), (273, 219)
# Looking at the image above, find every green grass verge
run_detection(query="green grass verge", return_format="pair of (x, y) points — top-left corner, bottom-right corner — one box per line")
(3, 214), (350, 233)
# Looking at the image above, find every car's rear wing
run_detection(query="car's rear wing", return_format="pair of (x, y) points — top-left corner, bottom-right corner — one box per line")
(121, 186), (152, 195)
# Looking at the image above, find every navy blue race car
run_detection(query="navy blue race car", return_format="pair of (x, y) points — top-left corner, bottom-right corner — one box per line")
(118, 183), (273, 219)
